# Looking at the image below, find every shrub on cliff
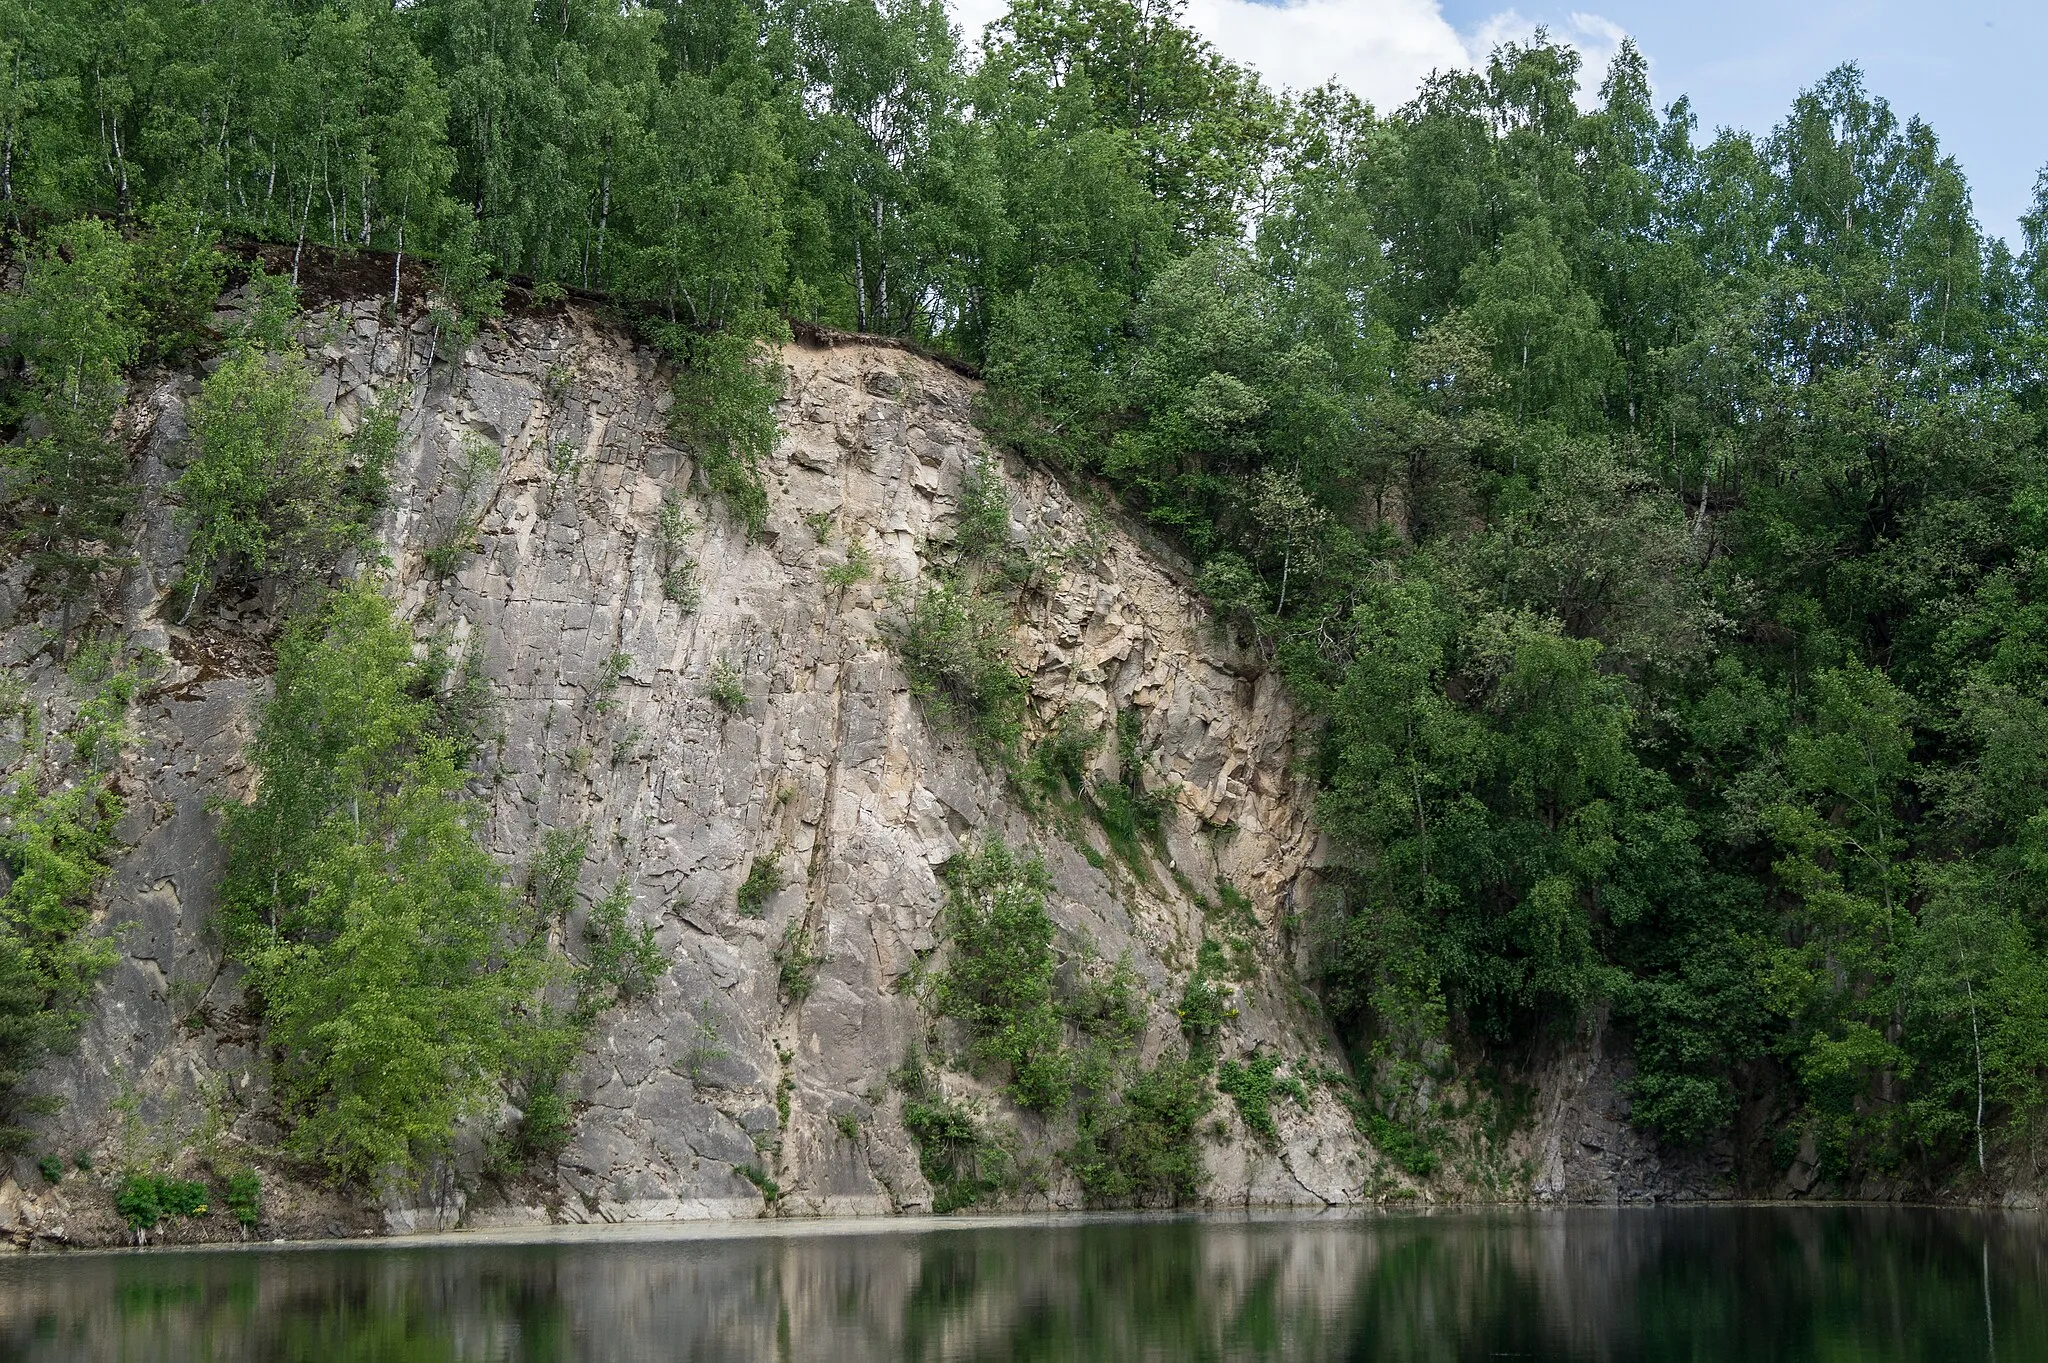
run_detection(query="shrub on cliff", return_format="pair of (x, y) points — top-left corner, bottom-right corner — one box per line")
(885, 579), (1027, 762)
(219, 583), (572, 1182)
(172, 275), (393, 617)
(1065, 1051), (1214, 1207)
(934, 840), (1070, 1111)
(0, 647), (138, 1149)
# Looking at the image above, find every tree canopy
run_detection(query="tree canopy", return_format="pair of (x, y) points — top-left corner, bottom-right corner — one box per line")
(4, 0), (2048, 1190)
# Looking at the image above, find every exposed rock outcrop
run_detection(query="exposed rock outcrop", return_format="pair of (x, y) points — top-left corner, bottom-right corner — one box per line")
(4, 293), (1381, 1245)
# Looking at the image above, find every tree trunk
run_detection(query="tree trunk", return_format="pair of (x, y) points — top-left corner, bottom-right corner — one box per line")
(1966, 976), (1986, 1174)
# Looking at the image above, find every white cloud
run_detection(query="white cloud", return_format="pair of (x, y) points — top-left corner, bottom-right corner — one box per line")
(1462, 8), (1631, 102)
(946, 1), (1634, 113)
(1182, 0), (1470, 110)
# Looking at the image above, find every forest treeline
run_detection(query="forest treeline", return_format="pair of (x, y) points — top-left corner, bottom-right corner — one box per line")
(4, 0), (2048, 1192)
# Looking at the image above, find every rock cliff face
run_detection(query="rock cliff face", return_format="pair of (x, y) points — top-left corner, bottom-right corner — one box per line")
(0, 291), (1386, 1244)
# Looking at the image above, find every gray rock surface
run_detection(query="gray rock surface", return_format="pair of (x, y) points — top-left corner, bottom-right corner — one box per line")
(6, 297), (1399, 1242)
(0, 293), (1783, 1250)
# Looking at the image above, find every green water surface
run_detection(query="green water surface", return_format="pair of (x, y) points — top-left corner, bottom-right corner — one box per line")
(0, 1206), (2038, 1361)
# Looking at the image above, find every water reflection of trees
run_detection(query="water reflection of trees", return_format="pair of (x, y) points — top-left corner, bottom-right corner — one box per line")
(0, 1210), (2043, 1360)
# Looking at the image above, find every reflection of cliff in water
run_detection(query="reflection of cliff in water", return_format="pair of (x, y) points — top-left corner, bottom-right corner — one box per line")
(1, 1209), (2044, 1361)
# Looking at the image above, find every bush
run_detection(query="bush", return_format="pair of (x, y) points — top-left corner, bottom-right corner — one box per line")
(666, 322), (786, 541)
(1018, 714), (1100, 805)
(527, 826), (590, 924)
(423, 435), (500, 575)
(1094, 781), (1166, 864)
(776, 919), (826, 1002)
(425, 218), (506, 363)
(0, 219), (140, 597)
(221, 1170), (262, 1228)
(1066, 1052), (1213, 1207)
(1092, 708), (1171, 867)
(162, 1177), (208, 1217)
(0, 655), (133, 1146)
(736, 850), (787, 917)
(708, 654), (748, 715)
(935, 840), (1070, 1111)
(127, 201), (228, 365)
(656, 496), (701, 608)
(822, 540), (872, 589)
(885, 579), (1027, 761)
(36, 1154), (62, 1184)
(1216, 1050), (1297, 1144)
(955, 454), (1012, 563)
(1361, 1107), (1441, 1178)
(901, 1091), (1012, 1213)
(736, 1162), (781, 1201)
(173, 328), (382, 615)
(113, 1176), (162, 1230)
(577, 879), (664, 1020)
(1178, 939), (1234, 1048)
(1064, 954), (1148, 1097)
(219, 584), (572, 1182)
(114, 1174), (209, 1229)
(513, 1087), (575, 1163)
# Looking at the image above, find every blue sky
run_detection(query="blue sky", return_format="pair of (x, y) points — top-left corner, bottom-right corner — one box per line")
(948, 0), (2048, 247)
(1439, 1), (2048, 246)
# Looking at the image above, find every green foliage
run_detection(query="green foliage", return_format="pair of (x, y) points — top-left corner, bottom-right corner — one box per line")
(114, 1174), (208, 1230)
(669, 324), (787, 541)
(1360, 1106), (1442, 1180)
(173, 325), (382, 614)
(221, 1170), (262, 1228)
(1215, 1050), (1303, 1144)
(915, 838), (1168, 1200)
(1063, 952), (1148, 1099)
(219, 584), (569, 1183)
(507, 827), (662, 1161)
(1177, 939), (1233, 1049)
(35, 1154), (61, 1184)
(592, 651), (632, 716)
(577, 880), (665, 1022)
(1012, 707), (1174, 875)
(885, 579), (1027, 761)
(1066, 1051), (1214, 1207)
(429, 224), (505, 359)
(933, 840), (1069, 1111)
(526, 827), (589, 924)
(126, 202), (228, 365)
(423, 436), (501, 576)
(776, 919), (827, 1003)
(1018, 714), (1101, 806)
(1092, 782), (1159, 862)
(656, 496), (701, 609)
(1, 0), (2045, 1191)
(4, 219), (140, 406)
(707, 654), (748, 715)
(902, 1094), (1012, 1213)
(736, 850), (787, 918)
(0, 653), (135, 1147)
(822, 540), (873, 590)
(345, 399), (403, 525)
(511, 1088), (575, 1165)
(0, 219), (141, 597)
(954, 454), (1013, 565)
(735, 1163), (781, 1202)
(896, 1051), (1014, 1214)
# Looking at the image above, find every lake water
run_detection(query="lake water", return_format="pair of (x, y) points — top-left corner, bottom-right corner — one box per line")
(0, 1207), (2038, 1361)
